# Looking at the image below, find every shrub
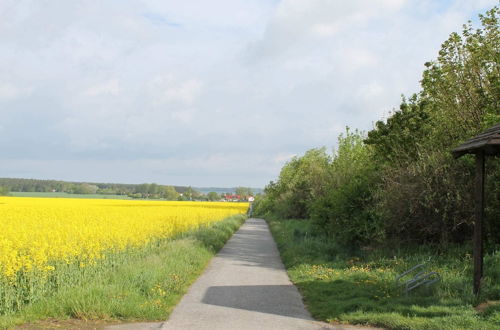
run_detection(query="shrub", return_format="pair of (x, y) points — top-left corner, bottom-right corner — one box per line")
(311, 129), (383, 247)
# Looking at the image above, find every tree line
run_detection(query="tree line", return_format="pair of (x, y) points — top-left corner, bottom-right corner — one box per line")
(0, 178), (185, 199)
(254, 7), (500, 249)
(0, 177), (255, 202)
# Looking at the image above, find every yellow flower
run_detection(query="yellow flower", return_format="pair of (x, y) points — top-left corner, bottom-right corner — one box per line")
(0, 197), (247, 283)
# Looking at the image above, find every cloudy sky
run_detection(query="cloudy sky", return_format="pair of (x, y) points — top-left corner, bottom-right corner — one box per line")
(0, 0), (497, 187)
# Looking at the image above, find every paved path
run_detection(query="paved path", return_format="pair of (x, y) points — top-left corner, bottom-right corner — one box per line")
(108, 218), (373, 330)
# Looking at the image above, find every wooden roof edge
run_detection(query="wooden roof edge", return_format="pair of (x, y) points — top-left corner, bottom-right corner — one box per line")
(452, 123), (500, 158)
(452, 147), (496, 159)
(452, 148), (478, 159)
(452, 142), (500, 158)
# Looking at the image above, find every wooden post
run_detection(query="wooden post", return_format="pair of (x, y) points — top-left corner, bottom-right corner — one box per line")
(473, 151), (485, 295)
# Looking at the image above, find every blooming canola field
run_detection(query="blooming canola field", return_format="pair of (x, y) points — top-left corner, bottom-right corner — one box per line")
(0, 197), (248, 281)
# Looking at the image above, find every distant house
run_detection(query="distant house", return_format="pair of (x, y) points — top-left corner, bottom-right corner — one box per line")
(221, 194), (242, 202)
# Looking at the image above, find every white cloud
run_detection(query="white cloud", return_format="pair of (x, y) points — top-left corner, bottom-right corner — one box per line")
(248, 0), (409, 60)
(272, 153), (297, 165)
(337, 47), (378, 72)
(311, 23), (340, 37)
(0, 82), (23, 100)
(162, 79), (202, 105)
(171, 109), (194, 124)
(0, 0), (498, 186)
(150, 75), (203, 106)
(358, 82), (384, 99)
(83, 79), (120, 96)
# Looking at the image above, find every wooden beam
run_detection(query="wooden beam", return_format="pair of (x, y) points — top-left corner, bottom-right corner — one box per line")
(473, 151), (485, 295)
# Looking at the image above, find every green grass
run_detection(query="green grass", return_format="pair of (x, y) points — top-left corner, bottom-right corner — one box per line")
(0, 214), (246, 329)
(268, 218), (500, 330)
(9, 192), (132, 199)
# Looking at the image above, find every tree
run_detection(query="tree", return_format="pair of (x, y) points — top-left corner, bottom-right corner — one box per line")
(310, 129), (382, 246)
(148, 183), (159, 196)
(421, 7), (500, 145)
(207, 191), (220, 201)
(235, 187), (252, 198)
(183, 186), (195, 201)
(73, 183), (98, 194)
(162, 186), (179, 200)
(191, 189), (203, 200)
(365, 95), (431, 166)
(0, 186), (10, 196)
(135, 184), (150, 196)
(256, 147), (332, 219)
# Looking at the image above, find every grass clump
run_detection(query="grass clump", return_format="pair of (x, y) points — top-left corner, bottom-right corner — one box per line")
(0, 214), (246, 329)
(268, 218), (500, 330)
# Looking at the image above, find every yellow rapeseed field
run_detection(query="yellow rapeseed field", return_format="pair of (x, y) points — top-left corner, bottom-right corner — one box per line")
(0, 197), (248, 281)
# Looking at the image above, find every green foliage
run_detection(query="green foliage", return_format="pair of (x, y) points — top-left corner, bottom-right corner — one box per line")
(206, 191), (220, 201)
(311, 129), (383, 246)
(162, 186), (180, 200)
(255, 147), (331, 219)
(421, 7), (500, 142)
(251, 193), (275, 217)
(377, 152), (479, 245)
(234, 187), (253, 197)
(72, 183), (99, 194)
(365, 95), (430, 165)
(0, 186), (9, 196)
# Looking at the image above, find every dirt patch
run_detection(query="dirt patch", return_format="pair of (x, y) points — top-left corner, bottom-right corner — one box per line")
(475, 300), (500, 313)
(328, 321), (384, 329)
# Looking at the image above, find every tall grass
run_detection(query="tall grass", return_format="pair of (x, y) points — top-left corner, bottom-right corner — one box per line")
(268, 218), (500, 330)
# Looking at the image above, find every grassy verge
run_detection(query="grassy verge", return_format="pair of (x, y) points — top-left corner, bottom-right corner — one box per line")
(267, 218), (500, 330)
(0, 214), (246, 329)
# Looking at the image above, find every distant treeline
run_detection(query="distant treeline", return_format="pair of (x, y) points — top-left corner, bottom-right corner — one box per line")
(0, 177), (256, 202)
(0, 177), (188, 199)
(253, 8), (500, 249)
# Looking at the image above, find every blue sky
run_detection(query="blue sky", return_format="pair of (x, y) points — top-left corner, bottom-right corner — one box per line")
(0, 0), (497, 187)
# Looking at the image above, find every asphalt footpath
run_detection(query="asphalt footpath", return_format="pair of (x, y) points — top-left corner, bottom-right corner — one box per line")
(107, 218), (376, 330)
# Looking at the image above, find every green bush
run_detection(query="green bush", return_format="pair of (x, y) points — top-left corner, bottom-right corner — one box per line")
(254, 148), (331, 219)
(310, 129), (383, 247)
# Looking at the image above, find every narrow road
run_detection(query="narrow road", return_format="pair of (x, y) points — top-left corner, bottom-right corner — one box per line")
(108, 218), (371, 330)
(162, 218), (330, 330)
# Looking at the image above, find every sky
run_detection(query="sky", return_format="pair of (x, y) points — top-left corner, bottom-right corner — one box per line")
(0, 0), (497, 188)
